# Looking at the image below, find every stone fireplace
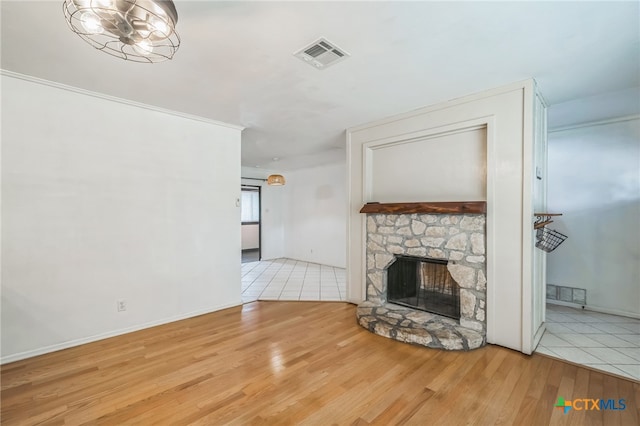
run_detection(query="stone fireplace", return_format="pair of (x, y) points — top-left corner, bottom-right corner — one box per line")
(356, 202), (487, 351)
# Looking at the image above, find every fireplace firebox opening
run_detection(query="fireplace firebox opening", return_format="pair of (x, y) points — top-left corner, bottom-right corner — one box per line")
(387, 255), (460, 320)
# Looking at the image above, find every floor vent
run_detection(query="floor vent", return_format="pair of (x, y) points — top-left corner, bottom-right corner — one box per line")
(294, 37), (349, 70)
(547, 284), (587, 306)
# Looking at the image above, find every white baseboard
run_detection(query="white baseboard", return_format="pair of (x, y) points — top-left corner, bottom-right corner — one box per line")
(283, 257), (346, 269)
(547, 299), (640, 320)
(1, 301), (242, 365)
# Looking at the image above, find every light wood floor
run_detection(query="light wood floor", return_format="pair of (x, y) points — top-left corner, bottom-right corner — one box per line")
(2, 302), (638, 425)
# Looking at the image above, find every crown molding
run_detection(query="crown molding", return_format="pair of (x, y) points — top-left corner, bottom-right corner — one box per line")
(1, 69), (245, 131)
(549, 114), (640, 133)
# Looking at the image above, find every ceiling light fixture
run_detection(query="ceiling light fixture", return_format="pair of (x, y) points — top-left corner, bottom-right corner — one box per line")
(63, 0), (180, 63)
(267, 175), (286, 186)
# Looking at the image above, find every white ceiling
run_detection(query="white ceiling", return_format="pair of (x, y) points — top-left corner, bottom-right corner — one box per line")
(2, 1), (639, 171)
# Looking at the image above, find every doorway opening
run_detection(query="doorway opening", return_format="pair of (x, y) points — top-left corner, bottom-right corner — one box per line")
(241, 185), (261, 263)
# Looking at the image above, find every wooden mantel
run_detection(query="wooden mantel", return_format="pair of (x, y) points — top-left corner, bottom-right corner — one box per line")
(359, 201), (486, 214)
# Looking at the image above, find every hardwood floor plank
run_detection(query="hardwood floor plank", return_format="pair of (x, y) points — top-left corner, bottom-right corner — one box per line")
(531, 359), (565, 425)
(390, 387), (436, 426)
(512, 354), (554, 423)
(402, 348), (487, 423)
(448, 348), (520, 424)
(616, 377), (639, 425)
(1, 302), (638, 425)
(587, 372), (606, 425)
(567, 367), (590, 426)
(602, 373), (622, 426)
(545, 363), (575, 426)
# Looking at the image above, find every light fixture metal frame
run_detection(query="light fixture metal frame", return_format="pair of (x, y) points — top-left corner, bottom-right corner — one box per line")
(63, 0), (180, 63)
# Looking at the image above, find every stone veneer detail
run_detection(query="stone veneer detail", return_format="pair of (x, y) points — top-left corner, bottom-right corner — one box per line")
(357, 213), (487, 350)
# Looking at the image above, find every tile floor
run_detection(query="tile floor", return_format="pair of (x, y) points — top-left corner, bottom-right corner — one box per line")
(536, 303), (640, 381)
(241, 258), (346, 304)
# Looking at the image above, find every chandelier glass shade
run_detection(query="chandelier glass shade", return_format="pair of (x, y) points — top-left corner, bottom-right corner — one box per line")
(63, 0), (180, 63)
(267, 174), (286, 186)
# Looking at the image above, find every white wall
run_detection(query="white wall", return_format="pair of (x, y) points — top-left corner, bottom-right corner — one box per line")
(283, 163), (347, 268)
(347, 80), (545, 353)
(241, 224), (260, 250)
(1, 73), (243, 363)
(547, 117), (640, 318)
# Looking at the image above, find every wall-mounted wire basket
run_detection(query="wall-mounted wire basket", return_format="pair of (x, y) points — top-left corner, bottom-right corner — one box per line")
(535, 227), (567, 252)
(533, 213), (567, 253)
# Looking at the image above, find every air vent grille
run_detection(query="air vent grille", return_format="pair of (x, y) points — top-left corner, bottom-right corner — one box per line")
(305, 45), (327, 58)
(294, 37), (349, 70)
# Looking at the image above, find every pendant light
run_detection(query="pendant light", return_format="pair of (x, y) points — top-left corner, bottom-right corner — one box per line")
(267, 174), (286, 186)
(63, 0), (180, 63)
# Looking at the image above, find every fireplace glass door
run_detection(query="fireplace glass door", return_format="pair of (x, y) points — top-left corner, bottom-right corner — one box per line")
(387, 256), (460, 319)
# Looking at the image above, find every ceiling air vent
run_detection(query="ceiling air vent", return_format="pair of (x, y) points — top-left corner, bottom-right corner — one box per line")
(294, 38), (349, 70)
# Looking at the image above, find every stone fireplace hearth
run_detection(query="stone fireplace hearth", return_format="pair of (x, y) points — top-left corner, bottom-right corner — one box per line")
(357, 202), (487, 351)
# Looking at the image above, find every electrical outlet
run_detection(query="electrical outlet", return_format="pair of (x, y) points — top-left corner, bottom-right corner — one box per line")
(117, 299), (127, 312)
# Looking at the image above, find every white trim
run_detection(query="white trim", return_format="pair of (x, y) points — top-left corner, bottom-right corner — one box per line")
(363, 123), (487, 152)
(535, 82), (549, 109)
(520, 80), (548, 356)
(346, 128), (360, 304)
(362, 143), (374, 202)
(549, 114), (640, 133)
(484, 116), (497, 345)
(0, 301), (241, 365)
(0, 69), (245, 131)
(546, 300), (640, 320)
(535, 90), (549, 350)
(531, 322), (546, 354)
(359, 140), (369, 301)
(521, 81), (535, 355)
(347, 79), (533, 133)
(279, 257), (344, 269)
